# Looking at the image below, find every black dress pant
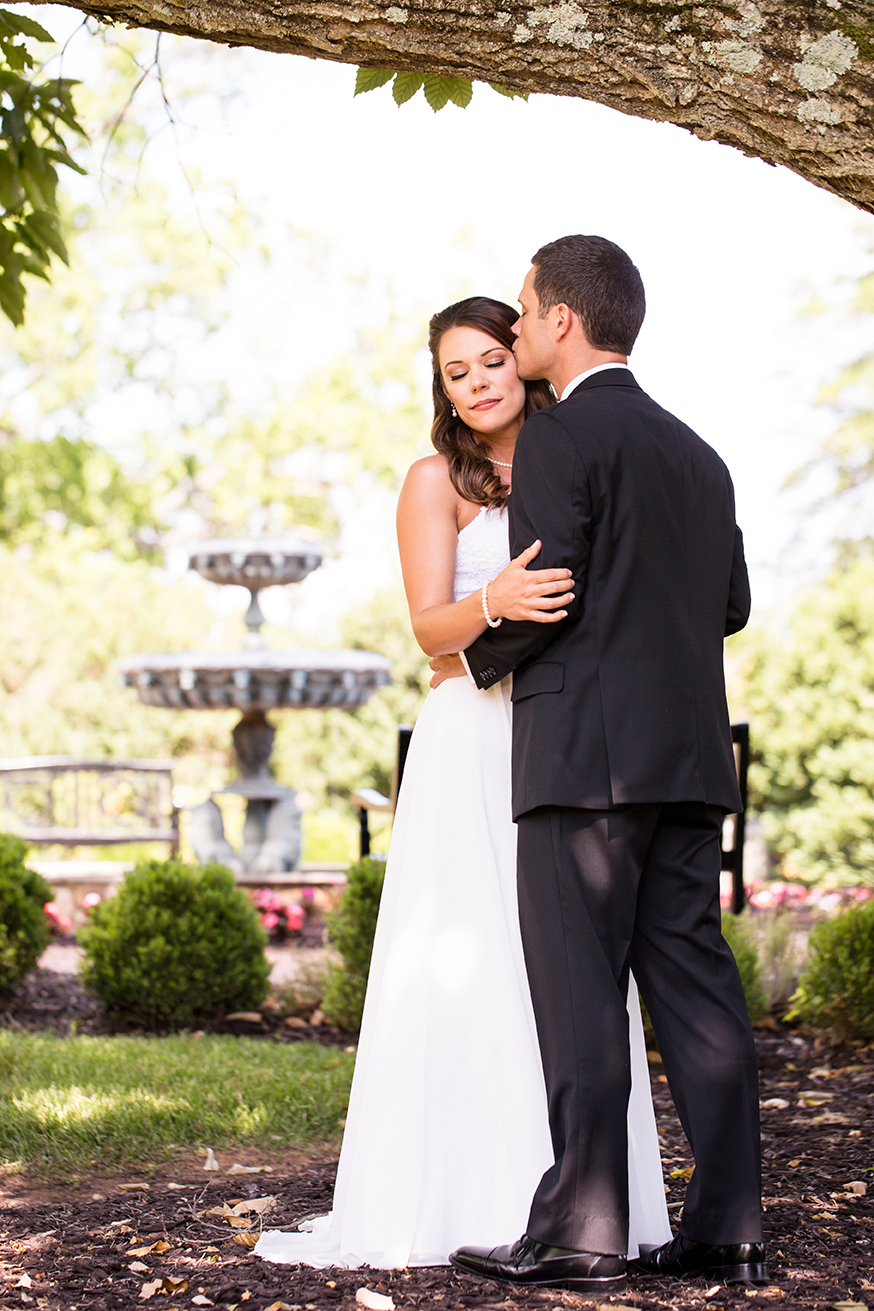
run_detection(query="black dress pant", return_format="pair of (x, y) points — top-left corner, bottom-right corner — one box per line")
(516, 801), (762, 1255)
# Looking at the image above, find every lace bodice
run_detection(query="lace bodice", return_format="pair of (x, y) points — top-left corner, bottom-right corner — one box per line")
(454, 506), (510, 602)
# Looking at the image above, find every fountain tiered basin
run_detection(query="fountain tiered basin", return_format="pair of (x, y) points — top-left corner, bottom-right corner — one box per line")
(117, 535), (391, 874)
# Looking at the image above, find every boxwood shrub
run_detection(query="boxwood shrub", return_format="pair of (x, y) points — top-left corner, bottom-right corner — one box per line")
(78, 858), (270, 1031)
(0, 833), (51, 992)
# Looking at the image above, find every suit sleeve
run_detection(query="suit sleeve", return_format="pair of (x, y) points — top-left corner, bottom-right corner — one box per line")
(725, 524), (751, 636)
(464, 410), (590, 688)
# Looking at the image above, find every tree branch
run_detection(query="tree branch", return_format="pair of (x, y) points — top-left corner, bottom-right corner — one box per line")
(29, 0), (874, 214)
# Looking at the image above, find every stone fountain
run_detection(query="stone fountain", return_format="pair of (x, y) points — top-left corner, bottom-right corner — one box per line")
(118, 536), (391, 874)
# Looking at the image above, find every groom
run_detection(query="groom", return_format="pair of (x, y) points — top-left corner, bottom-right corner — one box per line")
(433, 236), (766, 1295)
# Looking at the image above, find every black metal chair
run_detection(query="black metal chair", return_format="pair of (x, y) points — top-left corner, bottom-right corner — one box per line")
(351, 726), (413, 860)
(353, 721), (750, 905)
(722, 723), (750, 914)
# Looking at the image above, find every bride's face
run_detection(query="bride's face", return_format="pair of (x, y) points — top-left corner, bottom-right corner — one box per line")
(438, 325), (526, 440)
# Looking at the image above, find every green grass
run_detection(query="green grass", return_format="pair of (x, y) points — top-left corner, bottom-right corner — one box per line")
(0, 1031), (354, 1180)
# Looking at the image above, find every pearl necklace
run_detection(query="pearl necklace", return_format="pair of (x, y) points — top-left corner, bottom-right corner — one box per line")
(490, 458), (513, 468)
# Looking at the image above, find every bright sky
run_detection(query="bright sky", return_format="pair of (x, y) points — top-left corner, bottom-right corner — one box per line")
(31, 7), (874, 623)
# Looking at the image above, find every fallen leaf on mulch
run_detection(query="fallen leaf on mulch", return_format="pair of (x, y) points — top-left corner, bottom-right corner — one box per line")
(761, 1097), (790, 1109)
(129, 1260), (151, 1273)
(118, 1181), (150, 1192)
(798, 1090), (835, 1106)
(227, 1162), (273, 1174)
(229, 1195), (277, 1215)
(670, 1166), (695, 1179)
(231, 1231), (259, 1248)
(356, 1289), (394, 1310)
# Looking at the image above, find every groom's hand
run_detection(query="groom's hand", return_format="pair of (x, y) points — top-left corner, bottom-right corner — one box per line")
(429, 653), (465, 688)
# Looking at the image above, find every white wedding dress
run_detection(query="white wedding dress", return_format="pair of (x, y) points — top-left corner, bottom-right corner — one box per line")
(256, 506), (671, 1269)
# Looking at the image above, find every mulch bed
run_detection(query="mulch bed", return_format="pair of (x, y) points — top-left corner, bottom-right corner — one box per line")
(0, 966), (351, 1046)
(1, 973), (872, 1311)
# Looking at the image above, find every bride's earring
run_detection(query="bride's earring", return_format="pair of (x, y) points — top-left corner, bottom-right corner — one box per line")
(450, 403), (457, 418)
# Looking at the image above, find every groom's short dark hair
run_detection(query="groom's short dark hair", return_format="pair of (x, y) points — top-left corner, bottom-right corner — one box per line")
(531, 235), (646, 355)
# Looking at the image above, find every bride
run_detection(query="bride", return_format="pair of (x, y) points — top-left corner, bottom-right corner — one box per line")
(255, 297), (671, 1270)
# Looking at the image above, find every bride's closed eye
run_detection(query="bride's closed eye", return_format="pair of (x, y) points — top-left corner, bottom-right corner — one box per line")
(449, 357), (508, 382)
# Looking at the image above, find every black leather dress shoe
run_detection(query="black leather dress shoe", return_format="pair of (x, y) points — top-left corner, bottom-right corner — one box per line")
(630, 1234), (769, 1285)
(450, 1234), (626, 1293)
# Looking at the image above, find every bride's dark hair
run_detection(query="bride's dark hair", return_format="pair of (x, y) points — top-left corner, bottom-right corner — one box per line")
(428, 297), (553, 510)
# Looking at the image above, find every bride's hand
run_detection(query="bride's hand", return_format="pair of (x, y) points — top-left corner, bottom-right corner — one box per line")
(486, 541), (574, 623)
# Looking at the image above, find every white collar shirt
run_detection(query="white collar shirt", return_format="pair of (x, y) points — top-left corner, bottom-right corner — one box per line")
(559, 361), (632, 403)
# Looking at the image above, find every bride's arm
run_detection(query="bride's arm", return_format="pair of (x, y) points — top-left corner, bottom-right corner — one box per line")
(397, 456), (573, 659)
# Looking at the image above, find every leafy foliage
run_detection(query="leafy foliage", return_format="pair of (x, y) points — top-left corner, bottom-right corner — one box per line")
(354, 66), (526, 111)
(797, 243), (874, 540)
(740, 556), (874, 887)
(0, 833), (51, 992)
(0, 432), (153, 545)
(0, 9), (86, 326)
(790, 900), (874, 1039)
(78, 858), (270, 1030)
(721, 909), (767, 1021)
(0, 33), (435, 859)
(321, 857), (386, 1031)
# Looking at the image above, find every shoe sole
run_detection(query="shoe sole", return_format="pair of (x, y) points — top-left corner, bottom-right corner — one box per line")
(631, 1261), (770, 1286)
(450, 1259), (625, 1294)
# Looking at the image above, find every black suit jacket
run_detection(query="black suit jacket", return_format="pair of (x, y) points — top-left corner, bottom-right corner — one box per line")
(464, 369), (750, 818)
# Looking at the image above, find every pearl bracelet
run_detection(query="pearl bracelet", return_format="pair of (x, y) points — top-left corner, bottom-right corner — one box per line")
(481, 581), (503, 628)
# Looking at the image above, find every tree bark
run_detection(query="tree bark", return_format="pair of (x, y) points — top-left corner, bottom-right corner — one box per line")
(36, 0), (874, 214)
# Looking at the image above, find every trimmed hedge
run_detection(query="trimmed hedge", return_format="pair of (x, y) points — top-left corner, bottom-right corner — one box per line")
(790, 900), (874, 1040)
(0, 833), (51, 992)
(78, 859), (270, 1031)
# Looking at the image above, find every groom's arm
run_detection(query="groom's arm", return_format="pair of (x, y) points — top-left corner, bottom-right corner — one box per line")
(464, 411), (589, 690)
(725, 524), (751, 636)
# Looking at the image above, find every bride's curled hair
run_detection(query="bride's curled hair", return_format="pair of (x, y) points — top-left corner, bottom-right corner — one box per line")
(429, 297), (553, 510)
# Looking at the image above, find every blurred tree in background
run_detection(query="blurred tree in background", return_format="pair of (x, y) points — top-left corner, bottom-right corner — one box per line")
(0, 27), (432, 860)
(741, 557), (874, 888)
(740, 243), (874, 889)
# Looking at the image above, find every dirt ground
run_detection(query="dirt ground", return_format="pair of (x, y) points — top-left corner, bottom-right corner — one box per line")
(1, 970), (872, 1311)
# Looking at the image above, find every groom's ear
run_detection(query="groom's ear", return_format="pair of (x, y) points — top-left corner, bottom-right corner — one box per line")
(552, 302), (574, 342)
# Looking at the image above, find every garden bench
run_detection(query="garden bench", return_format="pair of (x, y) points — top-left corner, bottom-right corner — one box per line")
(0, 755), (179, 852)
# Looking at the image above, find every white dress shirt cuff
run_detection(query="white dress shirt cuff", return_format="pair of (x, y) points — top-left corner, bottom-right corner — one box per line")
(458, 649), (477, 687)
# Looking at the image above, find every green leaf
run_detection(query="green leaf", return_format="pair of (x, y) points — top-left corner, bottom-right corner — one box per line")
(0, 9), (55, 44)
(0, 151), (23, 212)
(423, 74), (472, 111)
(22, 209), (68, 264)
(0, 266), (24, 325)
(489, 82), (529, 101)
(354, 67), (395, 96)
(392, 71), (424, 106)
